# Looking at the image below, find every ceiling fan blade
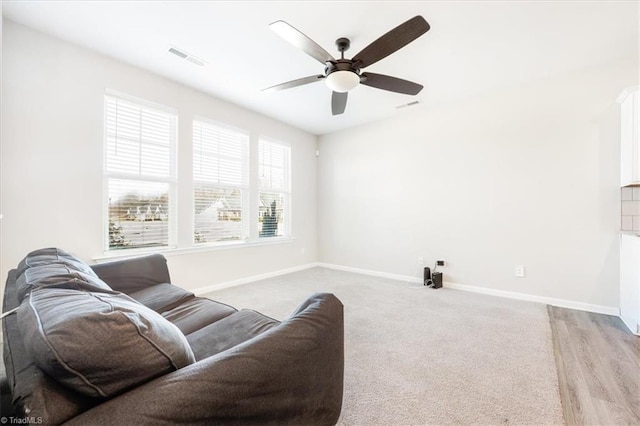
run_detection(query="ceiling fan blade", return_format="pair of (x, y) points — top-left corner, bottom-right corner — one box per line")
(262, 75), (325, 92)
(331, 91), (348, 115)
(270, 20), (335, 65)
(352, 16), (430, 69)
(360, 72), (423, 95)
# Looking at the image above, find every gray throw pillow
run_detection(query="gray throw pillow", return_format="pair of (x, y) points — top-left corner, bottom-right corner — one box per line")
(18, 288), (196, 398)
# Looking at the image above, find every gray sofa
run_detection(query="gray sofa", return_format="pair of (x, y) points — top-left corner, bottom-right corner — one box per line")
(1, 248), (344, 425)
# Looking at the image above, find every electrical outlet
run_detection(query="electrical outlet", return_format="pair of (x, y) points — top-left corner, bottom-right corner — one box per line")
(437, 260), (445, 267)
(515, 265), (525, 278)
(417, 256), (424, 265)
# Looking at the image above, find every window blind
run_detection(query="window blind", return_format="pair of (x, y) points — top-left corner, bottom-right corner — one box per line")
(193, 119), (249, 244)
(104, 94), (176, 250)
(258, 139), (290, 238)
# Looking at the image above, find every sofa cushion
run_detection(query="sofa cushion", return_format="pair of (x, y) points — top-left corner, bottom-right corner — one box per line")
(15, 248), (112, 303)
(161, 297), (236, 335)
(18, 288), (195, 399)
(90, 254), (171, 294)
(186, 309), (279, 360)
(128, 283), (195, 312)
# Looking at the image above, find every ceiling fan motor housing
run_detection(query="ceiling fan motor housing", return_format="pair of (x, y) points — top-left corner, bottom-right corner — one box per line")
(324, 60), (361, 77)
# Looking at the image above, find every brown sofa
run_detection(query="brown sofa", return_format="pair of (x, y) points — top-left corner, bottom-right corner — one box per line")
(1, 248), (344, 425)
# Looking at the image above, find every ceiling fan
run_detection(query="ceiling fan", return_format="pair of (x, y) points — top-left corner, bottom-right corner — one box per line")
(263, 16), (430, 116)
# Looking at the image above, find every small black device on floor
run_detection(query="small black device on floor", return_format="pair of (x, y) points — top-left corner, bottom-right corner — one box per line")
(432, 272), (443, 289)
(423, 266), (432, 286)
(424, 267), (443, 289)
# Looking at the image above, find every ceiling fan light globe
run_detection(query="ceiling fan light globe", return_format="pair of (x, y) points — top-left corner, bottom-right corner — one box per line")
(325, 70), (359, 93)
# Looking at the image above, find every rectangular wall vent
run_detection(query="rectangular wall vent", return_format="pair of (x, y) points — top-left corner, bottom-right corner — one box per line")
(396, 100), (421, 109)
(168, 47), (188, 59)
(168, 45), (206, 67)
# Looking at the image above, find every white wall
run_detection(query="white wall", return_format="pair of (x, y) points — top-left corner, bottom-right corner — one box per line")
(1, 21), (318, 293)
(318, 59), (637, 310)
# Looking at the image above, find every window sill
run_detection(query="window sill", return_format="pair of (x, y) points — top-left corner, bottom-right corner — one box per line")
(93, 237), (296, 263)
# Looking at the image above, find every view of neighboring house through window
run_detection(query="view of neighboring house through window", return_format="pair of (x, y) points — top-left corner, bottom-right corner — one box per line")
(193, 119), (249, 244)
(104, 93), (177, 250)
(258, 138), (291, 238)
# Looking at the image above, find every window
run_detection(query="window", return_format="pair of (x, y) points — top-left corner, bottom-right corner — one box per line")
(104, 93), (177, 250)
(258, 138), (291, 238)
(193, 119), (249, 244)
(103, 91), (294, 254)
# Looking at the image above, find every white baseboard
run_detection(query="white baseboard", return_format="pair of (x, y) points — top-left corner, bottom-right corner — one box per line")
(443, 281), (619, 316)
(316, 262), (420, 283)
(192, 262), (319, 296)
(317, 262), (620, 316)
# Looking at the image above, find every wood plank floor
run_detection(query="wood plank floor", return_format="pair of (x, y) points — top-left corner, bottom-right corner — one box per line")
(548, 306), (640, 425)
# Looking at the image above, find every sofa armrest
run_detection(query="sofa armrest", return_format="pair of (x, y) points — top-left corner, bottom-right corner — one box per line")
(65, 293), (344, 426)
(90, 254), (171, 294)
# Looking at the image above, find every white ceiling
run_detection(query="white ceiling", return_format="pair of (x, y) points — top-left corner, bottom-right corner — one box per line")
(3, 1), (638, 135)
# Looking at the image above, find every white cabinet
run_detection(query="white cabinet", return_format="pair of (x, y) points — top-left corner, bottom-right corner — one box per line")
(618, 87), (640, 187)
(619, 87), (640, 335)
(620, 233), (640, 335)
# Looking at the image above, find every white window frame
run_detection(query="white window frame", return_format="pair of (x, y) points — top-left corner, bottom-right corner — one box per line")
(192, 117), (250, 245)
(103, 90), (178, 252)
(258, 137), (292, 239)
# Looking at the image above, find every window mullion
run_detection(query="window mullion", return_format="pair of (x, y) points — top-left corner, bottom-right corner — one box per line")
(138, 107), (143, 176)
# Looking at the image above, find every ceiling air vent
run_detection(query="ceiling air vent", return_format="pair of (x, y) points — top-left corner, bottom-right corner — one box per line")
(396, 100), (421, 109)
(168, 45), (206, 67)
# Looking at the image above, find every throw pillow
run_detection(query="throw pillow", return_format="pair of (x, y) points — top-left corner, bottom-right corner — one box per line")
(18, 288), (196, 398)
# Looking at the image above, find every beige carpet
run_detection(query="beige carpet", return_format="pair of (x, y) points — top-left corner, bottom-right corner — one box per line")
(207, 267), (564, 425)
